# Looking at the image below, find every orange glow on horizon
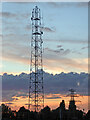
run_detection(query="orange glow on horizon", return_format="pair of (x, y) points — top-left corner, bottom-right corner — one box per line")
(2, 94), (88, 113)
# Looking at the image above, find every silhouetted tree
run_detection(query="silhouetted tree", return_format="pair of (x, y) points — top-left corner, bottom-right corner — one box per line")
(84, 110), (90, 120)
(1, 104), (15, 120)
(17, 106), (30, 120)
(40, 106), (52, 120)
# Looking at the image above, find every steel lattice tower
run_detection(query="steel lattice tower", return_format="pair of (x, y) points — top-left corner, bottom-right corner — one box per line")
(28, 6), (44, 112)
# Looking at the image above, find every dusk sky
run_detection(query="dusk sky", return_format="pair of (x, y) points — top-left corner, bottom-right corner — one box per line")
(0, 2), (89, 112)
(1, 2), (88, 74)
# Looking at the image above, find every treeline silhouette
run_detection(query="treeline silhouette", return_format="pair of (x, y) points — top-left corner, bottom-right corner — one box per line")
(1, 101), (90, 120)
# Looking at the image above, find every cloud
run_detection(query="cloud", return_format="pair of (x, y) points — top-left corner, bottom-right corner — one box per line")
(2, 34), (30, 64)
(59, 39), (87, 44)
(43, 27), (55, 32)
(44, 47), (70, 55)
(45, 39), (88, 44)
(15, 91), (28, 98)
(81, 46), (88, 50)
(25, 103), (30, 105)
(2, 34), (88, 74)
(6, 102), (14, 105)
(2, 38), (88, 73)
(1, 11), (30, 19)
(43, 56), (88, 74)
(53, 49), (70, 55)
(2, 71), (88, 104)
(72, 50), (82, 55)
(1, 12), (17, 18)
(2, 11), (31, 33)
(3, 52), (29, 64)
(45, 94), (61, 99)
(47, 2), (88, 8)
(2, 89), (28, 103)
(57, 45), (62, 48)
(2, 71), (88, 93)
(2, 90), (19, 102)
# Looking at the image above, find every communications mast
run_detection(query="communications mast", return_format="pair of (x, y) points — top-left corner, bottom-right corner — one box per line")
(69, 89), (76, 110)
(28, 6), (44, 112)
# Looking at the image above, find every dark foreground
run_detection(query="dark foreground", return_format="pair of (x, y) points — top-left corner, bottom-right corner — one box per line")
(1, 100), (90, 120)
